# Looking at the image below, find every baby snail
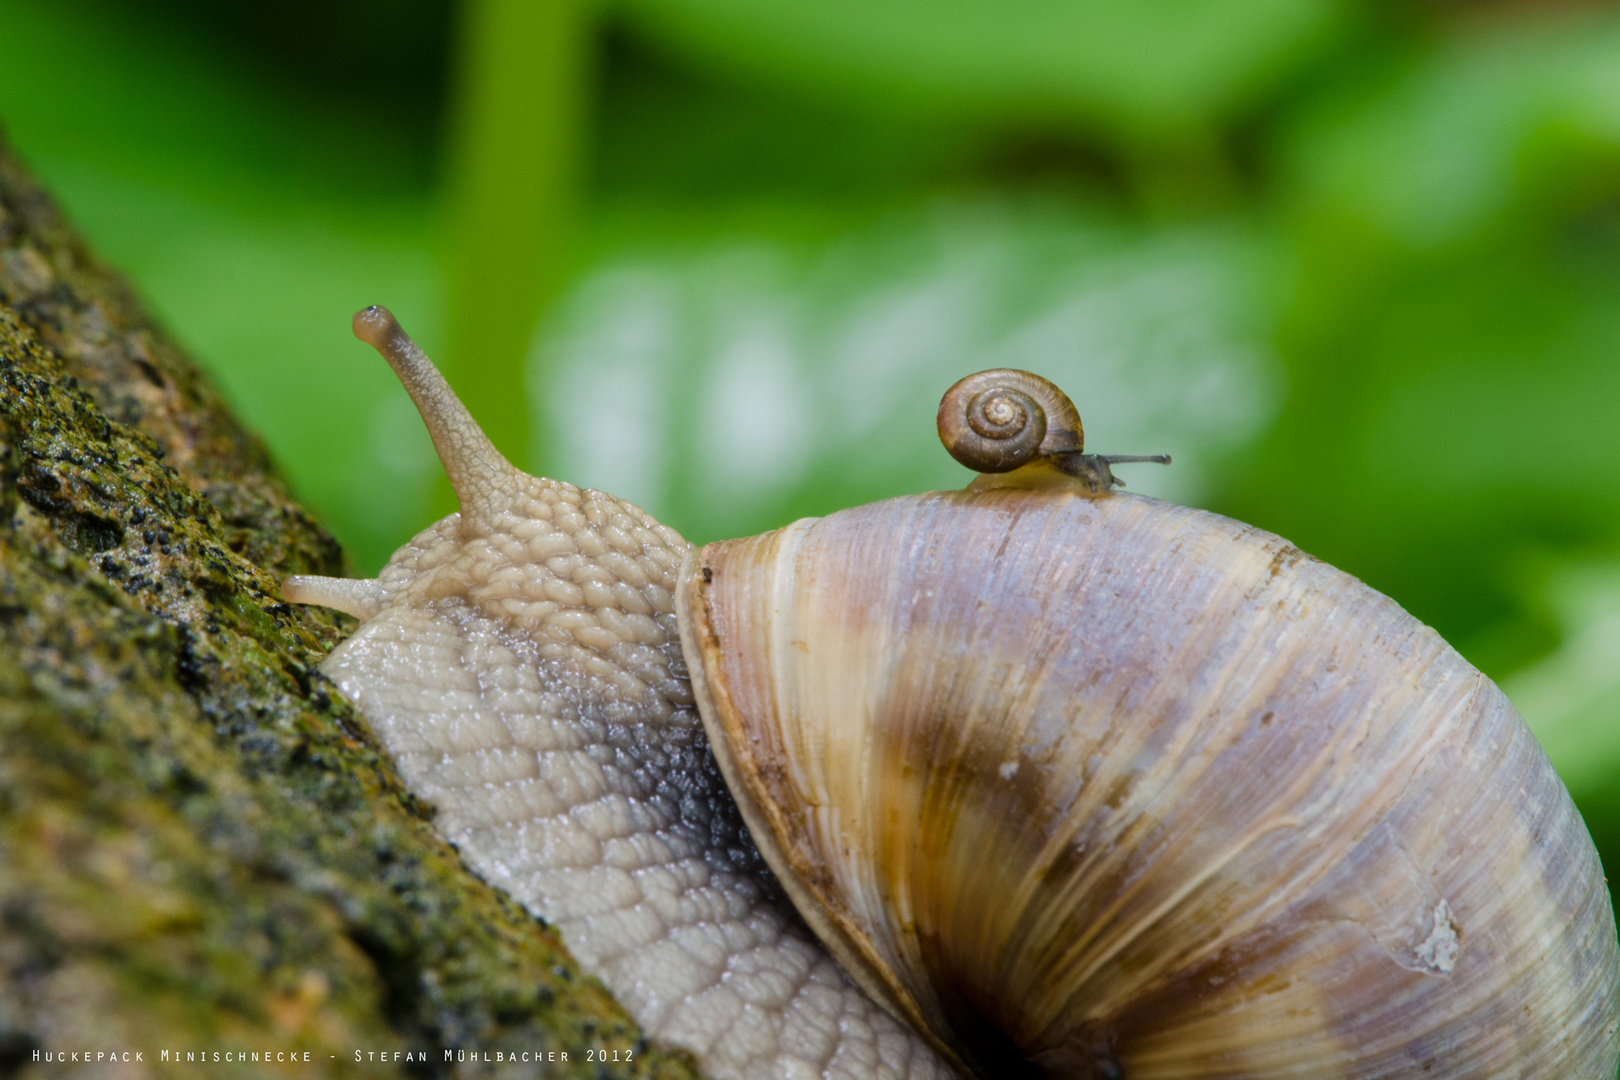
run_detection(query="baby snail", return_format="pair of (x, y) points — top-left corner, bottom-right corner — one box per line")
(285, 306), (1619, 1080)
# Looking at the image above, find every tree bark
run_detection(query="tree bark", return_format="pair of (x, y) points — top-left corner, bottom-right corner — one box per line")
(0, 130), (700, 1080)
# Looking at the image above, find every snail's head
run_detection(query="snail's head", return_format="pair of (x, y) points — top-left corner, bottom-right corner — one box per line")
(283, 307), (694, 722)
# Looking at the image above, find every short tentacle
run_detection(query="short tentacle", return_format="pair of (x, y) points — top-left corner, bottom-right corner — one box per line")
(282, 575), (387, 620)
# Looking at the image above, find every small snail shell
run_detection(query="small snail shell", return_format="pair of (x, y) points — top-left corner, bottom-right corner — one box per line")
(936, 369), (1084, 472)
(286, 309), (1620, 1079)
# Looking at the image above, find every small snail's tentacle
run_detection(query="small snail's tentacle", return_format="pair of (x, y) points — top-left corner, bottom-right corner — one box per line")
(1099, 453), (1173, 467)
(281, 575), (386, 620)
(937, 370), (1082, 474)
(1051, 452), (1174, 495)
(352, 305), (522, 522)
(1049, 454), (1114, 495)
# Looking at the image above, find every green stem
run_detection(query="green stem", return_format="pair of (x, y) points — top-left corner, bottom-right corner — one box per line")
(442, 0), (589, 504)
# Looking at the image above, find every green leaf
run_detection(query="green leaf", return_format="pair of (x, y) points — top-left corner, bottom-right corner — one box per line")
(1289, 10), (1620, 251)
(1506, 561), (1620, 802)
(615, 0), (1350, 139)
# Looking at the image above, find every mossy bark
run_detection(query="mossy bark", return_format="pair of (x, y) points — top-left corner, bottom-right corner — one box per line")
(0, 132), (701, 1080)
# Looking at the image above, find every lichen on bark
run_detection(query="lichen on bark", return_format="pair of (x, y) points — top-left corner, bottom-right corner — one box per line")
(0, 130), (701, 1080)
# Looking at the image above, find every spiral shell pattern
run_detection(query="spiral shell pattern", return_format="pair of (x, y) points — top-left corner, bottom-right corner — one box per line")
(936, 370), (1084, 473)
(680, 488), (1620, 1079)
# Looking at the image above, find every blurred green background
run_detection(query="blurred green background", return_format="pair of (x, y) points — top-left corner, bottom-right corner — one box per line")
(1, 0), (1618, 897)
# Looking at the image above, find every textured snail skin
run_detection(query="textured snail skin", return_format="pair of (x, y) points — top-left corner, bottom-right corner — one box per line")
(284, 309), (955, 1080)
(681, 489), (1620, 1078)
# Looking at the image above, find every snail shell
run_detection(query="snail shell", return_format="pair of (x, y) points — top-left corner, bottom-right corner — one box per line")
(680, 490), (1620, 1076)
(286, 311), (1620, 1079)
(936, 369), (1083, 473)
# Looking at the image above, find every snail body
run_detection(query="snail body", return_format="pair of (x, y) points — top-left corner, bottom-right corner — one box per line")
(286, 307), (1620, 1079)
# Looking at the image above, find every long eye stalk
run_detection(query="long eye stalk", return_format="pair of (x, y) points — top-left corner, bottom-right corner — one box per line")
(1051, 451), (1173, 494)
(351, 305), (522, 523)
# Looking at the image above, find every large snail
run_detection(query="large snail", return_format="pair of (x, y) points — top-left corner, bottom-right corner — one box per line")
(284, 306), (1619, 1079)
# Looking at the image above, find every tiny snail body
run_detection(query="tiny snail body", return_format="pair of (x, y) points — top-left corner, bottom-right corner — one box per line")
(286, 307), (1619, 1080)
